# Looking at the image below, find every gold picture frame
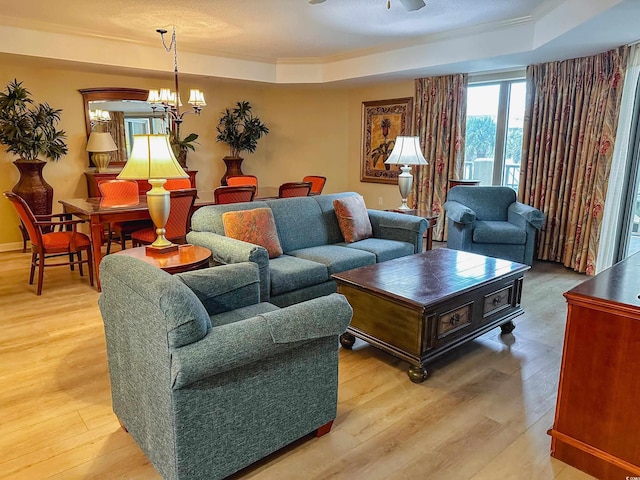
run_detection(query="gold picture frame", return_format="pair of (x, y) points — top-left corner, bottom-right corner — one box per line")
(360, 97), (414, 184)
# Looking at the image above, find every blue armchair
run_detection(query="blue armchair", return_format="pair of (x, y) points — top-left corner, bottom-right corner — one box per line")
(444, 186), (544, 265)
(98, 255), (353, 480)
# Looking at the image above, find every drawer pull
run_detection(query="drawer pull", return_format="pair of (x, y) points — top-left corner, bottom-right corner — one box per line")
(449, 313), (460, 325)
(492, 297), (502, 306)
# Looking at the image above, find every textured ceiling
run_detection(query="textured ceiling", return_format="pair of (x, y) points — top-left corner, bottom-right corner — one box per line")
(0, 0), (638, 83)
(0, 0), (552, 61)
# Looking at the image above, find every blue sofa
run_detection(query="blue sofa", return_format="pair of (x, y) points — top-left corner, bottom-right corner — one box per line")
(444, 186), (545, 265)
(98, 255), (353, 480)
(187, 192), (428, 307)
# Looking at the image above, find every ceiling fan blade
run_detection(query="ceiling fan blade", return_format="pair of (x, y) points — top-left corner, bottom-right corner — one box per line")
(308, 0), (327, 4)
(398, 0), (426, 11)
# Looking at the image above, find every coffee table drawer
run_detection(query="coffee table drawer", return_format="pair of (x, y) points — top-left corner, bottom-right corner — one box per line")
(483, 285), (512, 317)
(437, 302), (473, 339)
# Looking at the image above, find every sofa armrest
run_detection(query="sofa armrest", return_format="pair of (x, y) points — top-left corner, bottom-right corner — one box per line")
(186, 231), (271, 302)
(176, 262), (261, 316)
(367, 209), (428, 253)
(170, 293), (352, 389)
(508, 202), (545, 230)
(444, 200), (476, 224)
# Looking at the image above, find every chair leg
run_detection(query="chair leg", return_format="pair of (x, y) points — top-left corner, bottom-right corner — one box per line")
(36, 253), (45, 295)
(106, 230), (113, 255)
(69, 252), (75, 271)
(86, 247), (94, 287)
(77, 250), (84, 277)
(29, 251), (37, 285)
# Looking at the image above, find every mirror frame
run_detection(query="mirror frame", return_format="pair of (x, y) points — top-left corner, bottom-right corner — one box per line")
(79, 87), (149, 168)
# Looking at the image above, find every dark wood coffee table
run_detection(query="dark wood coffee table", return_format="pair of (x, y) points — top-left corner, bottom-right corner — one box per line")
(332, 248), (530, 382)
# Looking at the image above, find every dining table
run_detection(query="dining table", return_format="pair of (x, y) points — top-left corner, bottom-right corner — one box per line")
(59, 186), (280, 290)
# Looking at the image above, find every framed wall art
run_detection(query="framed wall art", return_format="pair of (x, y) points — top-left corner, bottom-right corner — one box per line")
(360, 97), (413, 184)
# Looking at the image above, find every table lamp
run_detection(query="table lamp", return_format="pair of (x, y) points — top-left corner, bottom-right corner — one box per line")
(86, 131), (117, 172)
(385, 136), (428, 210)
(117, 134), (188, 254)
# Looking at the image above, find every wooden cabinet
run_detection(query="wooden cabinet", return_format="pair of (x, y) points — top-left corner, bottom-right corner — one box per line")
(85, 170), (198, 197)
(549, 252), (640, 479)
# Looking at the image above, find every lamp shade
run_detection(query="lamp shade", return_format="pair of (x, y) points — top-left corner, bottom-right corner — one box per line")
(86, 132), (117, 152)
(385, 136), (428, 166)
(117, 134), (188, 180)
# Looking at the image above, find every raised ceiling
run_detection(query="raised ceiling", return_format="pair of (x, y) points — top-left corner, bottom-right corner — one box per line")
(0, 0), (638, 84)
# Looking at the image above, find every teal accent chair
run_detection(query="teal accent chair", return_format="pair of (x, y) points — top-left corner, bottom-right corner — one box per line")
(98, 255), (352, 480)
(444, 186), (545, 265)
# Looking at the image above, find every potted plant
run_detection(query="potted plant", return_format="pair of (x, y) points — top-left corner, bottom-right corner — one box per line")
(215, 100), (269, 185)
(169, 126), (199, 169)
(0, 79), (68, 216)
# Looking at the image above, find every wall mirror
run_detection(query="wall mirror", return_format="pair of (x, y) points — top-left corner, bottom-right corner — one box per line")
(80, 87), (170, 167)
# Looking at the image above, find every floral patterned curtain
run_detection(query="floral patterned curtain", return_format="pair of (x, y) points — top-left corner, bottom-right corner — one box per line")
(520, 46), (628, 273)
(411, 74), (467, 241)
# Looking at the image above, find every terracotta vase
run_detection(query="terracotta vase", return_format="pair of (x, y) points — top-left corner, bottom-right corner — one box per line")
(12, 159), (54, 216)
(221, 156), (244, 185)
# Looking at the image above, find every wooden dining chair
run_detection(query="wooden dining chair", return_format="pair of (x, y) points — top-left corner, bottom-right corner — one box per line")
(278, 182), (312, 198)
(226, 175), (258, 188)
(213, 185), (256, 204)
(164, 178), (192, 190)
(98, 179), (153, 254)
(4, 191), (94, 295)
(302, 175), (326, 195)
(131, 189), (197, 247)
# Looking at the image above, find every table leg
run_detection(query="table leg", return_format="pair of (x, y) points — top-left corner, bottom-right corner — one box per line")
(425, 218), (437, 251)
(408, 364), (429, 383)
(90, 219), (104, 291)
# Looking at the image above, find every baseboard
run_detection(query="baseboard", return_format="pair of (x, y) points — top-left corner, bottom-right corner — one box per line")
(0, 242), (27, 253)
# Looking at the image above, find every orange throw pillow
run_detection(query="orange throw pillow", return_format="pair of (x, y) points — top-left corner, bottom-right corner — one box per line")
(222, 208), (283, 259)
(333, 196), (372, 243)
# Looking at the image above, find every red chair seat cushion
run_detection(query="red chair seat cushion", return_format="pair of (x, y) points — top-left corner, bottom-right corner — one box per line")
(41, 232), (91, 251)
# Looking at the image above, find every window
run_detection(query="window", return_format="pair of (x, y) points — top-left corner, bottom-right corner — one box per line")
(464, 80), (526, 191)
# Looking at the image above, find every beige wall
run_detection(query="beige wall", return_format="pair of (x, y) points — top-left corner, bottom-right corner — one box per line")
(0, 54), (413, 249)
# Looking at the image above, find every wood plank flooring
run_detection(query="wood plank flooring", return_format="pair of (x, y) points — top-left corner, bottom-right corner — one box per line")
(0, 244), (596, 479)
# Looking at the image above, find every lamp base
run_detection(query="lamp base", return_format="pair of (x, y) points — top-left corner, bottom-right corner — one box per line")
(395, 201), (413, 211)
(92, 152), (111, 173)
(396, 165), (414, 211)
(146, 243), (179, 255)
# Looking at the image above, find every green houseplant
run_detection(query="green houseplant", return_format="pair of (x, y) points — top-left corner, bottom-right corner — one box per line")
(0, 79), (68, 215)
(215, 100), (269, 184)
(169, 127), (199, 169)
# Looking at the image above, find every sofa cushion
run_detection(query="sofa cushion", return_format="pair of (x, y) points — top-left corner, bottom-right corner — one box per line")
(265, 197), (329, 251)
(313, 192), (360, 244)
(222, 208), (283, 259)
(191, 201), (270, 235)
(333, 195), (373, 243)
(288, 245), (376, 274)
(340, 238), (414, 263)
(473, 220), (527, 244)
(269, 255), (329, 296)
(210, 302), (280, 327)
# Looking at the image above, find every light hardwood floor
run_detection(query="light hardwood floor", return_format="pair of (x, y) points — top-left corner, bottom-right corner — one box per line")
(0, 244), (596, 480)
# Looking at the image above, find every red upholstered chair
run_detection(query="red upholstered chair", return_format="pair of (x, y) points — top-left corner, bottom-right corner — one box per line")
(98, 179), (153, 254)
(164, 178), (192, 190)
(213, 185), (256, 204)
(278, 182), (312, 198)
(226, 175), (258, 188)
(302, 175), (326, 195)
(4, 191), (94, 295)
(131, 189), (197, 246)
